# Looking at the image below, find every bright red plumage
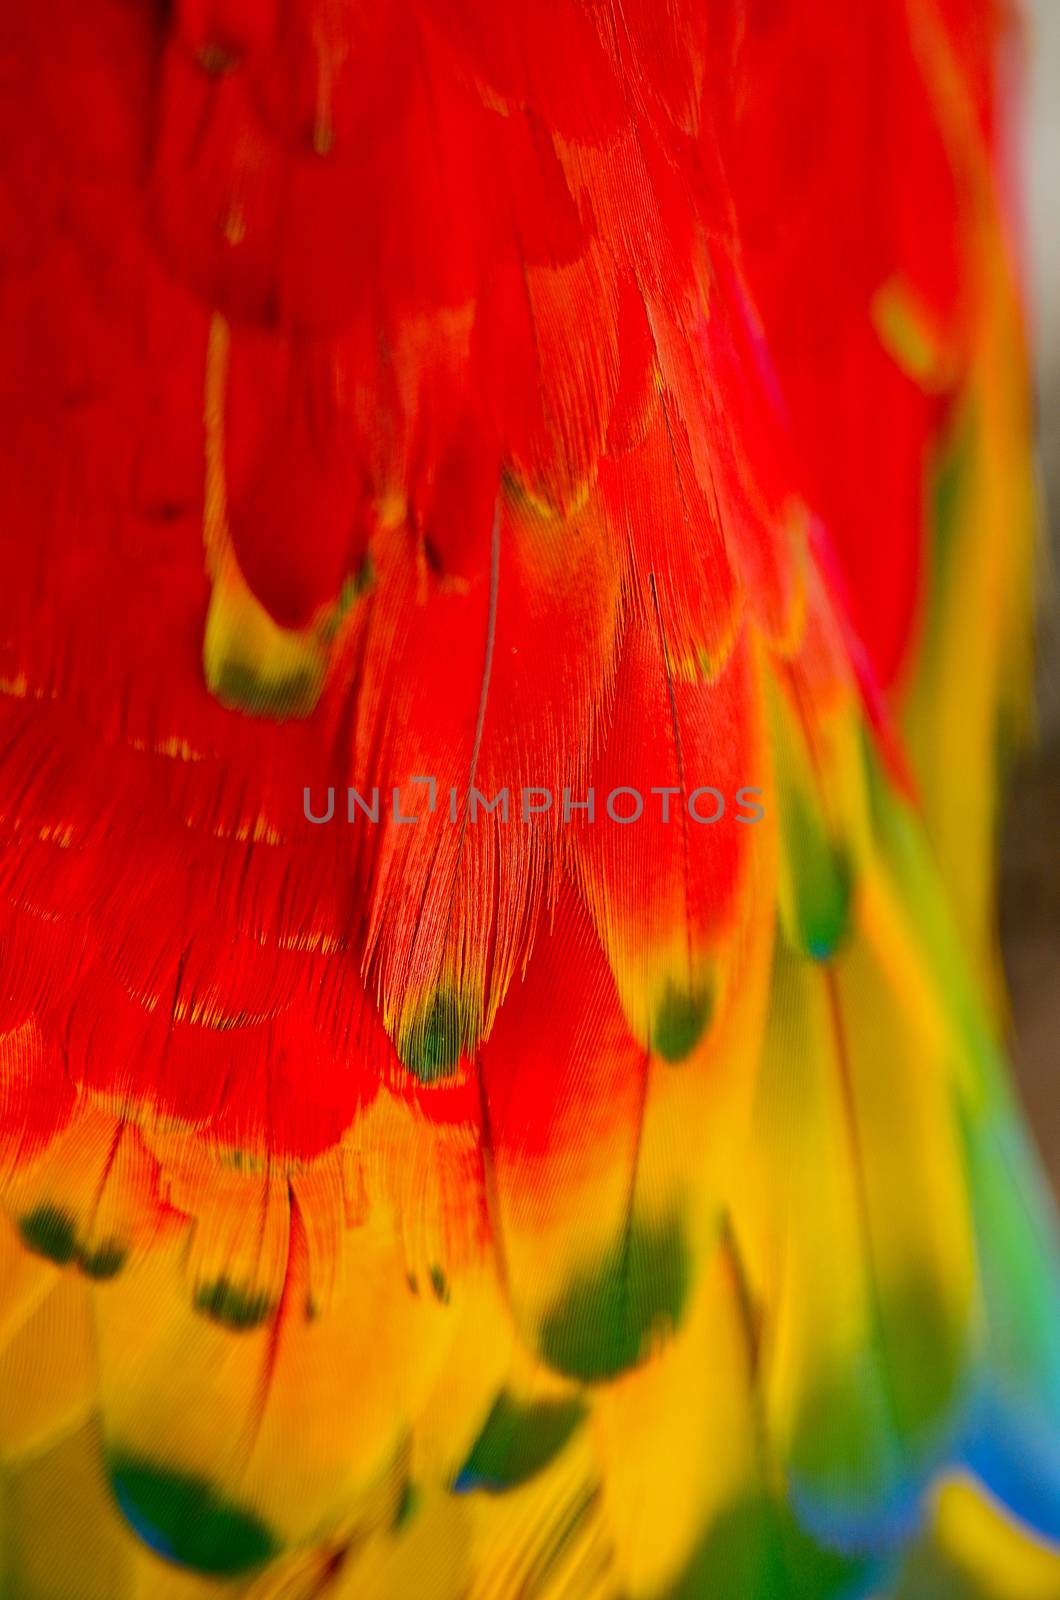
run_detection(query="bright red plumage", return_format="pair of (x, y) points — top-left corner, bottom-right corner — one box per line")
(0, 1), (1055, 1594)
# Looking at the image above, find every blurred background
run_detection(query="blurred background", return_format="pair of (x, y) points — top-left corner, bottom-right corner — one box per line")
(1002, 0), (1059, 1191)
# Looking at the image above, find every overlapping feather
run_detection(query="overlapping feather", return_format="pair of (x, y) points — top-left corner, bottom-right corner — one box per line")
(0, 0), (1056, 1595)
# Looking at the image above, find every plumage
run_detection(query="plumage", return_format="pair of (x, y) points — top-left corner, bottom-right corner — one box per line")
(0, 0), (1057, 1594)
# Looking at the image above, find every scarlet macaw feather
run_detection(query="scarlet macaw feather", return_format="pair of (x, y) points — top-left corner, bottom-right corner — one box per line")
(0, 0), (1056, 1595)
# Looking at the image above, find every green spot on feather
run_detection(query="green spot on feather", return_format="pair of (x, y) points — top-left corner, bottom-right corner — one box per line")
(19, 1204), (77, 1265)
(651, 982), (714, 1063)
(783, 791), (853, 961)
(110, 1456), (279, 1576)
(397, 991), (469, 1082)
(766, 671), (856, 963)
(456, 1392), (585, 1492)
(429, 1265), (451, 1304)
(539, 1216), (690, 1382)
(194, 1278), (275, 1331)
(393, 1479), (420, 1530)
(79, 1240), (127, 1280)
(213, 659), (320, 721)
